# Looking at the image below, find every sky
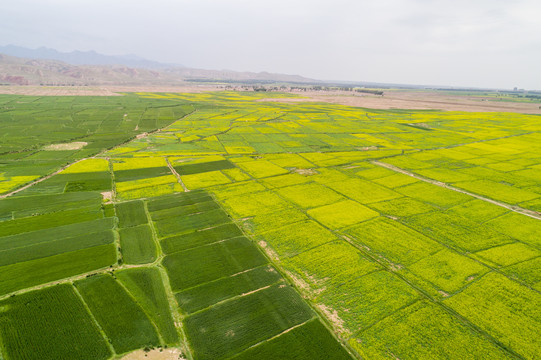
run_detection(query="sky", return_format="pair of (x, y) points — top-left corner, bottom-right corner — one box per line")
(2, 0), (540, 89)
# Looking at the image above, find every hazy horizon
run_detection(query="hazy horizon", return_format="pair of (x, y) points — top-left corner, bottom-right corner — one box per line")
(2, 0), (540, 89)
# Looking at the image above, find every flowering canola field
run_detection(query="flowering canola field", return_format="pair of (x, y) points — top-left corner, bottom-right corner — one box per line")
(0, 91), (539, 359)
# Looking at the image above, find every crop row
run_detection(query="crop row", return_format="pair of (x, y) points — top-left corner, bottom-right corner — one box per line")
(0, 191), (118, 296)
(148, 191), (352, 359)
(0, 94), (193, 195)
(207, 157), (540, 358)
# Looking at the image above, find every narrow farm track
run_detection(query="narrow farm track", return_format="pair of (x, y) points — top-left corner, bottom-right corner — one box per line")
(226, 166), (530, 358)
(336, 234), (526, 360)
(418, 131), (535, 153)
(372, 161), (541, 220)
(204, 192), (358, 359)
(156, 265), (193, 360)
(143, 199), (193, 359)
(188, 110), (286, 145)
(116, 279), (166, 345)
(232, 178), (524, 358)
(2, 92), (539, 359)
(166, 158), (189, 192)
(0, 108), (196, 199)
(72, 285), (117, 357)
(0, 262), (158, 302)
(227, 319), (313, 360)
(0, 159), (83, 199)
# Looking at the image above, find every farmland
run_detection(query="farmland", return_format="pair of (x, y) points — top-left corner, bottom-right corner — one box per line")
(0, 90), (539, 359)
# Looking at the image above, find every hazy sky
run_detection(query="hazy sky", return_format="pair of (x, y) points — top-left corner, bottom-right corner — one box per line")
(2, 0), (540, 89)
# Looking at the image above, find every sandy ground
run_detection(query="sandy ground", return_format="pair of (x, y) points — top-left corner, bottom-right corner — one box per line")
(121, 348), (185, 360)
(43, 141), (88, 150)
(260, 90), (541, 114)
(301, 90), (541, 114)
(101, 191), (113, 203)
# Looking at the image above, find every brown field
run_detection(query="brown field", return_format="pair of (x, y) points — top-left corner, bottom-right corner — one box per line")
(300, 90), (541, 114)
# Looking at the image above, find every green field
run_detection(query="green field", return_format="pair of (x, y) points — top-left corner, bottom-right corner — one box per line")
(116, 267), (180, 345)
(75, 274), (161, 354)
(175, 265), (283, 314)
(115, 200), (148, 228)
(0, 284), (111, 360)
(0, 95), (193, 195)
(118, 224), (157, 264)
(184, 284), (315, 360)
(0, 91), (539, 359)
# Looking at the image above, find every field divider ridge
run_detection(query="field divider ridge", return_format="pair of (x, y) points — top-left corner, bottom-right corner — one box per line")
(166, 157), (189, 192)
(0, 106), (196, 199)
(372, 160), (541, 220)
(223, 319), (314, 360)
(155, 265), (194, 360)
(145, 197), (192, 356)
(146, 197), (194, 360)
(0, 159), (84, 199)
(184, 282), (280, 318)
(207, 191), (359, 359)
(71, 284), (117, 357)
(143, 200), (165, 263)
(114, 277), (166, 346)
(337, 235), (525, 359)
(237, 174), (524, 358)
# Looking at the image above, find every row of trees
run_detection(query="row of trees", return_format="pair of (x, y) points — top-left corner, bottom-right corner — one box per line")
(222, 84), (384, 95)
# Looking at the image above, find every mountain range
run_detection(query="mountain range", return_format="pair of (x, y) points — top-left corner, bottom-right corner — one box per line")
(0, 45), (315, 86)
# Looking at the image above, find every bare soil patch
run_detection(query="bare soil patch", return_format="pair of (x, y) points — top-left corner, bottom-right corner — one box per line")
(317, 303), (350, 336)
(293, 168), (318, 176)
(101, 191), (113, 203)
(136, 133), (148, 139)
(43, 141), (87, 150)
(285, 271), (311, 293)
(121, 348), (185, 360)
(261, 90), (541, 114)
(258, 240), (279, 261)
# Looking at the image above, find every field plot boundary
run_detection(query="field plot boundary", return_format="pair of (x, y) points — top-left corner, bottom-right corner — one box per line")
(0, 106), (196, 199)
(0, 160), (80, 199)
(1, 92), (539, 360)
(373, 160), (541, 220)
(151, 190), (355, 360)
(166, 157), (189, 192)
(239, 187), (525, 359)
(71, 284), (117, 356)
(336, 233), (527, 359)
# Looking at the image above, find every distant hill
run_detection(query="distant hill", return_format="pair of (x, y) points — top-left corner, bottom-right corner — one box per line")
(0, 47), (317, 86)
(167, 68), (315, 84)
(0, 54), (176, 86)
(0, 45), (177, 69)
